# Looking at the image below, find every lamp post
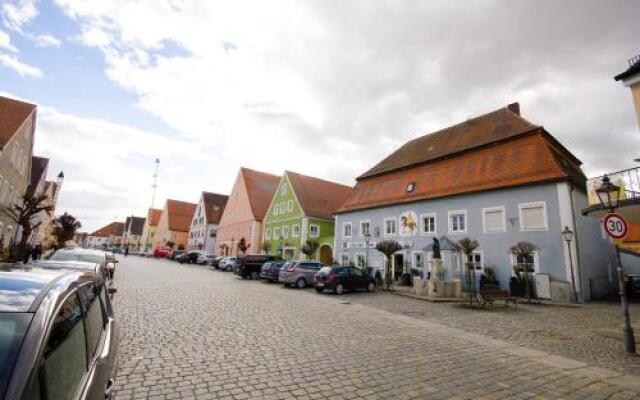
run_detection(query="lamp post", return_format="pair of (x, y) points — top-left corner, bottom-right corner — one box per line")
(562, 226), (578, 303)
(596, 176), (636, 354)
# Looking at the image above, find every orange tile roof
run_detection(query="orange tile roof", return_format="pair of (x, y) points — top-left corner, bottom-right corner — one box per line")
(285, 171), (352, 219)
(240, 167), (280, 220)
(202, 192), (229, 224)
(0, 95), (36, 149)
(338, 131), (585, 213)
(359, 104), (539, 179)
(90, 222), (124, 237)
(148, 208), (162, 226)
(165, 199), (197, 232)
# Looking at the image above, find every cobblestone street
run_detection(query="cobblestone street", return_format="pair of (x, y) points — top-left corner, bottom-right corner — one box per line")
(113, 256), (640, 400)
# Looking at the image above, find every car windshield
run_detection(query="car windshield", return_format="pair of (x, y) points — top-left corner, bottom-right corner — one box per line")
(318, 267), (333, 274)
(49, 251), (104, 264)
(0, 313), (32, 400)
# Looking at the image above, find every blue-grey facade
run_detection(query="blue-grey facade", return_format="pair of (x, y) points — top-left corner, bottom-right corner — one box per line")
(335, 181), (616, 302)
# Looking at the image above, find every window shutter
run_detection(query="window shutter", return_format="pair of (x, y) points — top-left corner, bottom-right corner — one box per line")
(484, 210), (504, 233)
(521, 206), (545, 230)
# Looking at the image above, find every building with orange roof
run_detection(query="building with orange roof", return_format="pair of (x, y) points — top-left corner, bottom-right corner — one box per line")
(216, 168), (280, 256)
(188, 192), (228, 253)
(140, 208), (162, 250)
(335, 103), (614, 302)
(152, 199), (197, 250)
(262, 171), (352, 264)
(86, 222), (125, 249)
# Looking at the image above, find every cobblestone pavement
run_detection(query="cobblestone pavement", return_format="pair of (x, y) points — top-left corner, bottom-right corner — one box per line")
(113, 257), (640, 400)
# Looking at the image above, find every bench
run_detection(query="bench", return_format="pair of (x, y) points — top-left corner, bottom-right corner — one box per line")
(480, 289), (518, 308)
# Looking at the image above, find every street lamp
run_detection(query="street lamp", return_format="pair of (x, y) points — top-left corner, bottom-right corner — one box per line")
(596, 175), (636, 354)
(562, 226), (578, 303)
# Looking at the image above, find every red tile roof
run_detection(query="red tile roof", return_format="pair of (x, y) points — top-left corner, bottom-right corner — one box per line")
(285, 171), (352, 219)
(0, 95), (36, 149)
(241, 167), (280, 220)
(165, 199), (197, 232)
(202, 192), (229, 224)
(148, 208), (162, 226)
(338, 105), (585, 213)
(90, 222), (124, 237)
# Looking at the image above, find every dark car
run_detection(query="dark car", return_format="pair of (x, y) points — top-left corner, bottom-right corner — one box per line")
(260, 261), (286, 282)
(177, 251), (200, 264)
(168, 250), (186, 260)
(626, 274), (640, 298)
(314, 266), (376, 294)
(209, 257), (224, 269)
(0, 265), (119, 400)
(234, 255), (280, 279)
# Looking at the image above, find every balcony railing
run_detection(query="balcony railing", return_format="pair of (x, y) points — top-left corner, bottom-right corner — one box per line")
(587, 166), (640, 206)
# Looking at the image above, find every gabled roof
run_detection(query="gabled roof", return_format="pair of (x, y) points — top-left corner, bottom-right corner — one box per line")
(148, 208), (162, 226)
(338, 105), (585, 214)
(165, 199), (197, 232)
(285, 171), (352, 219)
(90, 222), (124, 237)
(125, 216), (146, 236)
(202, 192), (229, 224)
(26, 156), (49, 197)
(358, 104), (538, 180)
(240, 167), (280, 220)
(615, 56), (640, 81)
(0, 95), (36, 149)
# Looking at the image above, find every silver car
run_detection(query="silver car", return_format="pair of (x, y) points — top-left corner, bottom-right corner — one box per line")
(47, 248), (117, 280)
(279, 261), (324, 288)
(219, 257), (237, 271)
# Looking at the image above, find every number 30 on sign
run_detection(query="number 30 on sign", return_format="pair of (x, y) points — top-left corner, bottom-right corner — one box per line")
(603, 213), (628, 240)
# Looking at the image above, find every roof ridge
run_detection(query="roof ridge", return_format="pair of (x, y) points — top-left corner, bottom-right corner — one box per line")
(285, 170), (352, 190)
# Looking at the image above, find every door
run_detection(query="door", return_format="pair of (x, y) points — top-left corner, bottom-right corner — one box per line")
(348, 267), (365, 290)
(319, 245), (333, 265)
(393, 254), (404, 280)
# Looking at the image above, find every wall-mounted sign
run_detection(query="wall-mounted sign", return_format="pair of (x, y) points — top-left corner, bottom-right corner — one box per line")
(399, 211), (418, 236)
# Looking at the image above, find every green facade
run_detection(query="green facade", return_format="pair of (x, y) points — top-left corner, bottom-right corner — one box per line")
(262, 174), (336, 263)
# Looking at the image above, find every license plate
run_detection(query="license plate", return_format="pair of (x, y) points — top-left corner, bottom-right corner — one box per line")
(316, 282), (324, 287)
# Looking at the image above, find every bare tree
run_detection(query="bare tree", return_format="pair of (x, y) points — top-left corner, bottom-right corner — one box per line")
(260, 241), (272, 255)
(1, 191), (54, 260)
(300, 239), (319, 260)
(237, 237), (249, 254)
(457, 237), (480, 294)
(511, 241), (538, 303)
(375, 240), (402, 290)
(52, 212), (82, 249)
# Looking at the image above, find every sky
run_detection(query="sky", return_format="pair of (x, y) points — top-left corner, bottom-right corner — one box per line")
(1, 0), (639, 233)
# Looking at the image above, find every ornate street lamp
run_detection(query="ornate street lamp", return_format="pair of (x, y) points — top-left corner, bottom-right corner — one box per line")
(596, 175), (636, 354)
(562, 226), (578, 303)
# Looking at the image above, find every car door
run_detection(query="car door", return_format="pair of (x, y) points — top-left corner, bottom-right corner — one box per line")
(348, 267), (365, 290)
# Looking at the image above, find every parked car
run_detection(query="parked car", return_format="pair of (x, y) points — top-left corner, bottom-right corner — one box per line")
(0, 265), (119, 400)
(234, 255), (280, 279)
(168, 250), (186, 260)
(128, 248), (140, 256)
(35, 259), (111, 285)
(154, 248), (170, 258)
(197, 253), (216, 265)
(47, 247), (116, 280)
(279, 261), (324, 288)
(218, 257), (237, 271)
(314, 266), (376, 294)
(177, 251), (200, 264)
(139, 249), (152, 257)
(260, 261), (286, 282)
(626, 274), (640, 298)
(210, 257), (224, 269)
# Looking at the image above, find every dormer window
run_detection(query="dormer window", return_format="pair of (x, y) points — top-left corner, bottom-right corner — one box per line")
(406, 182), (416, 193)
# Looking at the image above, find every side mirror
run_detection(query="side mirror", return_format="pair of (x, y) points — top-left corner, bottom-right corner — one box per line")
(108, 287), (118, 295)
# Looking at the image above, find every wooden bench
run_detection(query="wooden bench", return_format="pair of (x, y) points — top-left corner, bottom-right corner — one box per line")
(480, 289), (518, 308)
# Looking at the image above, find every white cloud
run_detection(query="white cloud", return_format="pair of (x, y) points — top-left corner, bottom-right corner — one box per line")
(33, 33), (61, 47)
(0, 53), (42, 77)
(0, 30), (17, 52)
(1, 0), (37, 32)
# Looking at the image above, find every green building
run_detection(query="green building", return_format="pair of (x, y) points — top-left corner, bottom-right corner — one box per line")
(262, 171), (352, 264)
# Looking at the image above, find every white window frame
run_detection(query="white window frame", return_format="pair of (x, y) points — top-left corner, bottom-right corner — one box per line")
(355, 253), (366, 268)
(359, 220), (371, 237)
(467, 250), (484, 273)
(280, 183), (287, 196)
(482, 206), (506, 234)
(273, 206), (279, 216)
(292, 224), (300, 237)
(342, 222), (352, 238)
(419, 213), (437, 236)
(309, 224), (320, 238)
(383, 217), (397, 236)
(412, 251), (425, 271)
(518, 202), (548, 232)
(287, 200), (293, 212)
(448, 210), (467, 234)
(282, 226), (289, 239)
(510, 250), (540, 273)
(273, 227), (280, 239)
(340, 253), (350, 266)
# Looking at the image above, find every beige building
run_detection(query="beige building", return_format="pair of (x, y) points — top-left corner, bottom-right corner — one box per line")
(615, 54), (640, 129)
(0, 96), (37, 249)
(152, 200), (197, 250)
(140, 208), (162, 250)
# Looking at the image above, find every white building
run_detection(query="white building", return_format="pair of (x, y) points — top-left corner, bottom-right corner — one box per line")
(188, 192), (228, 254)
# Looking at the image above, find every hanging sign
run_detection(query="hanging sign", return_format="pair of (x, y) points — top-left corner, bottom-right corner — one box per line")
(603, 213), (628, 240)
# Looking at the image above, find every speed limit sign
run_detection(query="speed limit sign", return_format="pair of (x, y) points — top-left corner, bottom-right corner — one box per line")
(603, 213), (628, 240)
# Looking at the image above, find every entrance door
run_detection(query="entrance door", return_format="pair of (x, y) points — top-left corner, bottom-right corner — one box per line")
(393, 253), (404, 280)
(319, 245), (333, 265)
(283, 248), (295, 261)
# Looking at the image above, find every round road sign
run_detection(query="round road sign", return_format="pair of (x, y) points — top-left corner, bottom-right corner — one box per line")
(603, 213), (628, 240)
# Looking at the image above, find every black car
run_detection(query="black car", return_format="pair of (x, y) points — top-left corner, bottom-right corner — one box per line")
(626, 274), (640, 298)
(209, 257), (224, 269)
(314, 266), (376, 294)
(234, 255), (280, 279)
(177, 251), (200, 264)
(0, 266), (119, 400)
(260, 261), (286, 282)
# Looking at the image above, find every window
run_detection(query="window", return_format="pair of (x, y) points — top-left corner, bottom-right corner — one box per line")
(282, 226), (289, 239)
(467, 251), (483, 273)
(350, 267), (363, 277)
(273, 227), (280, 239)
(78, 284), (106, 357)
(280, 183), (288, 196)
(343, 223), (352, 238)
(280, 203), (285, 214)
(519, 202), (547, 231)
(483, 207), (506, 233)
(292, 224), (300, 237)
(420, 213), (436, 235)
(355, 253), (366, 268)
(412, 252), (425, 271)
(384, 218), (396, 236)
(287, 200), (293, 212)
(309, 225), (320, 238)
(273, 206), (278, 216)
(512, 251), (540, 273)
(340, 254), (349, 266)
(406, 182), (416, 193)
(360, 220), (371, 237)
(43, 293), (87, 400)
(449, 210), (467, 233)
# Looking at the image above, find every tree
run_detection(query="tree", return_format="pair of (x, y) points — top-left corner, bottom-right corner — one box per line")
(52, 212), (82, 249)
(1, 190), (54, 260)
(237, 237), (249, 254)
(165, 240), (175, 249)
(375, 240), (402, 290)
(511, 241), (538, 303)
(177, 244), (185, 250)
(300, 239), (319, 260)
(458, 237), (479, 295)
(261, 241), (272, 255)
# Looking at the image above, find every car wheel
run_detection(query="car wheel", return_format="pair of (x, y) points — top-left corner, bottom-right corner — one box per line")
(315, 287), (323, 293)
(334, 283), (344, 295)
(296, 278), (306, 289)
(251, 271), (259, 280)
(367, 282), (375, 292)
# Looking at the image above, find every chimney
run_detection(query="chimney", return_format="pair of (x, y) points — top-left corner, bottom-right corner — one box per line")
(507, 102), (520, 115)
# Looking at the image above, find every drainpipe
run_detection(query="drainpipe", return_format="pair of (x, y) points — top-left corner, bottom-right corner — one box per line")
(568, 183), (584, 302)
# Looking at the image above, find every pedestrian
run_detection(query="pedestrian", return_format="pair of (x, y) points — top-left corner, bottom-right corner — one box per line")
(124, 246), (129, 257)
